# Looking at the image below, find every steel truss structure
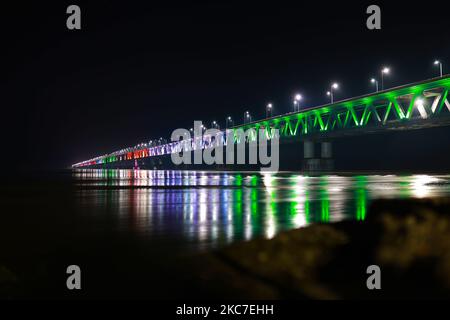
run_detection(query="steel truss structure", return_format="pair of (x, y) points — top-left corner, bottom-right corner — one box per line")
(237, 76), (450, 141)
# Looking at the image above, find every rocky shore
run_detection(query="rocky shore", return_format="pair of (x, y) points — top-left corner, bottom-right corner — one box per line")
(186, 198), (450, 299)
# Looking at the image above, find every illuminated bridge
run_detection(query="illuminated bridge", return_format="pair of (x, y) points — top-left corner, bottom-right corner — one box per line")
(72, 75), (450, 170)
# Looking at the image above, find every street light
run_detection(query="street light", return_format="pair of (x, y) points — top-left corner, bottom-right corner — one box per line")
(371, 78), (379, 92)
(244, 111), (251, 124)
(226, 116), (232, 129)
(266, 103), (272, 118)
(293, 94), (302, 112)
(381, 67), (390, 90)
(326, 83), (338, 103)
(434, 60), (443, 77)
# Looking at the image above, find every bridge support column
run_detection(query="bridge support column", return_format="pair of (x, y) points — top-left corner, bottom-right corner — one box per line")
(304, 140), (315, 159)
(321, 141), (332, 159)
(302, 141), (334, 172)
(320, 141), (334, 171)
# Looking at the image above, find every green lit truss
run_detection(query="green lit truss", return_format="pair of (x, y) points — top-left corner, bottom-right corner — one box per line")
(232, 76), (450, 142)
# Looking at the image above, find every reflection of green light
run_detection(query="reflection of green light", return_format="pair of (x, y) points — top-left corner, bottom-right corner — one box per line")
(250, 175), (258, 186)
(319, 176), (330, 222)
(289, 201), (297, 216)
(355, 176), (367, 221)
(251, 188), (258, 216)
(304, 189), (310, 223)
(234, 188), (242, 217)
(288, 175), (299, 216)
(321, 199), (329, 222)
(399, 179), (411, 198)
(235, 174), (242, 186)
(270, 196), (277, 214)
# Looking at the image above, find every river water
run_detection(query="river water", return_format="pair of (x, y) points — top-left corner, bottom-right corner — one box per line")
(73, 169), (450, 252)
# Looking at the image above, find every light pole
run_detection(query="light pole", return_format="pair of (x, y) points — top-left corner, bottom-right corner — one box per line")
(381, 67), (390, 90)
(266, 103), (272, 118)
(371, 78), (379, 92)
(326, 83), (338, 103)
(434, 60), (443, 77)
(225, 116), (232, 130)
(244, 111), (252, 124)
(293, 94), (302, 112)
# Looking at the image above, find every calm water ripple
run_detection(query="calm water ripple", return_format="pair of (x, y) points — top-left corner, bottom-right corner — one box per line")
(73, 169), (450, 251)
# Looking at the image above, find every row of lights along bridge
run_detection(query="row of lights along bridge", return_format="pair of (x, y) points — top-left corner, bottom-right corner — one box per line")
(137, 60), (445, 149)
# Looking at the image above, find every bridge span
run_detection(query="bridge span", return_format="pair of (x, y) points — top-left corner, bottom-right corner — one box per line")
(72, 75), (450, 170)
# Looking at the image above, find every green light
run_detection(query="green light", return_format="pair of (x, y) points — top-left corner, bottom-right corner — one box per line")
(436, 90), (449, 114)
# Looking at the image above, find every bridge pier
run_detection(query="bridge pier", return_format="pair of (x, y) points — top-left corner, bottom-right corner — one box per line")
(302, 140), (334, 173)
(304, 140), (315, 159)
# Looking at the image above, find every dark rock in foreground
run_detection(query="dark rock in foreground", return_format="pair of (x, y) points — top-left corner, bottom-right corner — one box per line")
(188, 198), (450, 299)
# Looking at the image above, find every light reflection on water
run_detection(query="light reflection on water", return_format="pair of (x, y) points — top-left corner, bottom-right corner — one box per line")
(73, 170), (450, 251)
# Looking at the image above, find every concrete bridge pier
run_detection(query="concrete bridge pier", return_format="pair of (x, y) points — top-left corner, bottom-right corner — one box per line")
(302, 140), (334, 172)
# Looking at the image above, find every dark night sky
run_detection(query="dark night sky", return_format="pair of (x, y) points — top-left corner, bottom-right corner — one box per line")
(2, 1), (450, 170)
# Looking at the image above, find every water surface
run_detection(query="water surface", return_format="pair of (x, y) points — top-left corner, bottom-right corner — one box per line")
(72, 170), (450, 252)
